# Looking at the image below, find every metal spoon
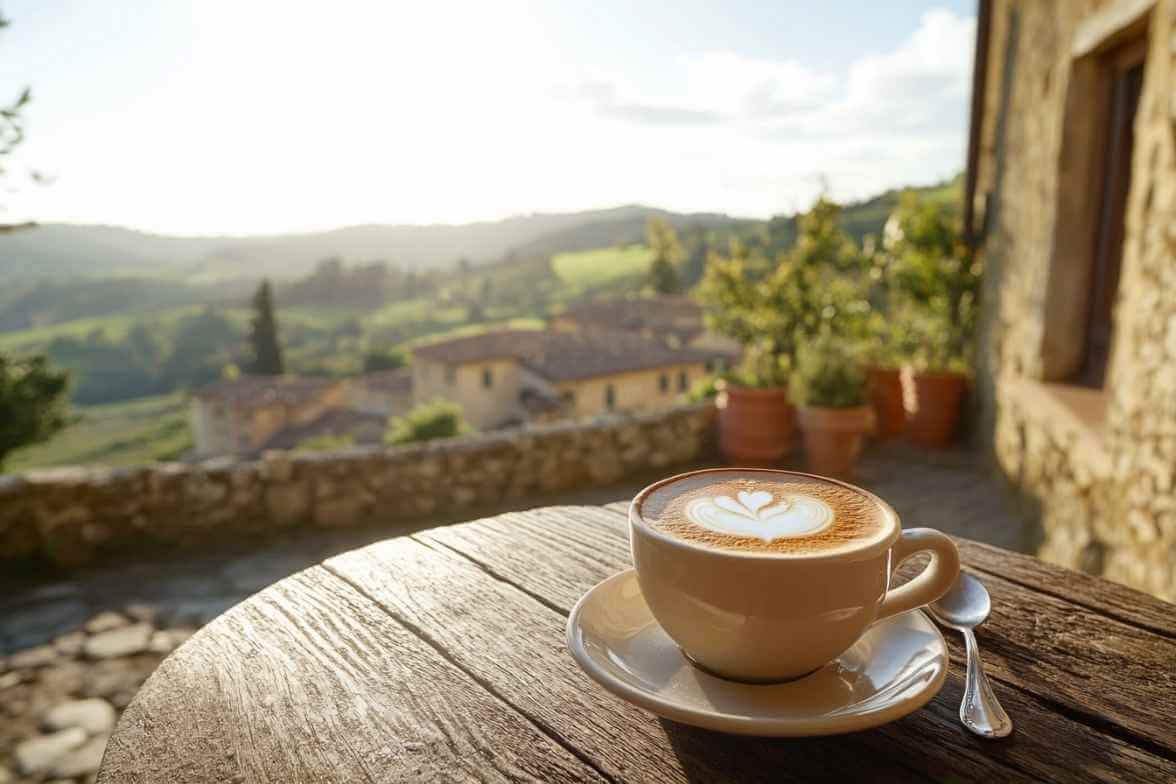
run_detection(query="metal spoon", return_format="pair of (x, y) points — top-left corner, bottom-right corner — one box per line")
(928, 572), (1014, 738)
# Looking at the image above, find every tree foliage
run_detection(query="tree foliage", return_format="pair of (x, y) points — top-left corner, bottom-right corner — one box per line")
(0, 354), (70, 468)
(697, 197), (871, 388)
(789, 334), (866, 408)
(362, 350), (406, 373)
(248, 280), (284, 376)
(882, 192), (980, 371)
(646, 218), (683, 294)
(385, 399), (469, 445)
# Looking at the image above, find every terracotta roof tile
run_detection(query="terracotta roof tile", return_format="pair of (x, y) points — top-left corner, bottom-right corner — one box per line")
(414, 328), (717, 382)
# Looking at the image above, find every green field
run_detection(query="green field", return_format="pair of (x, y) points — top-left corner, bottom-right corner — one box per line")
(552, 245), (653, 290)
(5, 393), (192, 473)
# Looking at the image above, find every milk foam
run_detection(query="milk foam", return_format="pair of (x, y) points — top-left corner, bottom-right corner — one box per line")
(683, 490), (833, 541)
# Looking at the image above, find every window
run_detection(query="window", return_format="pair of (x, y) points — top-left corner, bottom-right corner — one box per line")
(604, 384), (616, 410)
(445, 365), (457, 385)
(561, 390), (575, 405)
(1078, 46), (1143, 387)
(482, 367), (493, 388)
(1043, 23), (1147, 388)
(658, 373), (669, 394)
(677, 370), (689, 392)
(704, 359), (714, 373)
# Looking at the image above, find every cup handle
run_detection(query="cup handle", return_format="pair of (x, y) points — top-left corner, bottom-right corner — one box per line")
(875, 528), (961, 622)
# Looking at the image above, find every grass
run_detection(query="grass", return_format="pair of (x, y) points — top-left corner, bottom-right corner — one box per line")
(0, 306), (204, 354)
(5, 392), (192, 473)
(552, 245), (653, 290)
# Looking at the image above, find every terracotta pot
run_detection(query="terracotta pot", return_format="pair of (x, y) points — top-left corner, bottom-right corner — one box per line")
(907, 371), (968, 448)
(797, 405), (874, 477)
(867, 366), (906, 439)
(718, 386), (795, 464)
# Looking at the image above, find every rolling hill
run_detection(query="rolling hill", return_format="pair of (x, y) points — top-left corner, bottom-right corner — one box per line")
(0, 205), (750, 283)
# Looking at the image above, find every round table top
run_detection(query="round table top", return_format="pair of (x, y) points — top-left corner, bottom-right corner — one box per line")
(97, 503), (1176, 783)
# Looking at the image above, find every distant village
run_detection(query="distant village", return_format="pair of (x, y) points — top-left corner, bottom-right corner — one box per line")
(189, 296), (739, 458)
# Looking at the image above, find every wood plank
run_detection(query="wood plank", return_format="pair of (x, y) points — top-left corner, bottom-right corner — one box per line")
(98, 566), (605, 784)
(325, 534), (936, 783)
(433, 507), (1176, 752)
(954, 538), (1176, 638)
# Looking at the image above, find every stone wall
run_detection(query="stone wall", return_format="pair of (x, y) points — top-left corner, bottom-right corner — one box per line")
(974, 0), (1176, 601)
(0, 403), (716, 567)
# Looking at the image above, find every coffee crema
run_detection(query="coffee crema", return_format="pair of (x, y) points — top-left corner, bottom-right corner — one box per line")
(640, 473), (891, 555)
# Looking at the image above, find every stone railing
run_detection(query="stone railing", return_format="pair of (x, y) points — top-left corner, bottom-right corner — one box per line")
(0, 403), (717, 567)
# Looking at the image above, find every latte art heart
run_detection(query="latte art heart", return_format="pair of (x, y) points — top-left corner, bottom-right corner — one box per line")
(684, 491), (834, 541)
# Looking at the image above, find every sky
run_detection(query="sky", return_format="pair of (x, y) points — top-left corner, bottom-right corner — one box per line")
(1, 0), (976, 236)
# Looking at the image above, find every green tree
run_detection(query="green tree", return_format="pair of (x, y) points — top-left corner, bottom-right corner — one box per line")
(697, 197), (871, 387)
(385, 400), (469, 444)
(646, 218), (683, 294)
(883, 192), (980, 371)
(362, 350), (406, 373)
(249, 280), (284, 375)
(0, 355), (70, 468)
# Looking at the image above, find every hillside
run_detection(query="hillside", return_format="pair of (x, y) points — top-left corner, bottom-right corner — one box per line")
(0, 205), (748, 282)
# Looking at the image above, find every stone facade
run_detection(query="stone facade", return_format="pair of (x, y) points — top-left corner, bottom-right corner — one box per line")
(0, 403), (716, 567)
(973, 0), (1176, 600)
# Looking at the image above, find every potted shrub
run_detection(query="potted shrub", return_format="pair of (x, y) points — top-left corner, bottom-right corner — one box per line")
(716, 344), (795, 464)
(884, 192), (981, 448)
(697, 198), (872, 464)
(903, 309), (971, 448)
(863, 316), (908, 440)
(790, 337), (873, 477)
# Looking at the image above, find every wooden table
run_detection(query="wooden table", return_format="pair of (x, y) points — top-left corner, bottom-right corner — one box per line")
(98, 504), (1176, 783)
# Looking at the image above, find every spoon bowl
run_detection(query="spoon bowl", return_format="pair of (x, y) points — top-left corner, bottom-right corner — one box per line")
(929, 572), (992, 628)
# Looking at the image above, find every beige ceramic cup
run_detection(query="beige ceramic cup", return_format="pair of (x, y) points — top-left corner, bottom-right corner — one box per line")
(630, 468), (961, 683)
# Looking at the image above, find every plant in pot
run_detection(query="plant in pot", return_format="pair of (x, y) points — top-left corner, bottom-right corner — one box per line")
(790, 335), (873, 477)
(697, 198), (872, 464)
(884, 191), (981, 448)
(862, 314), (908, 440)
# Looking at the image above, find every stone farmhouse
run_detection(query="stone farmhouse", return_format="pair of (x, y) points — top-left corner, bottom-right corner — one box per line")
(190, 370), (410, 458)
(552, 295), (742, 358)
(411, 328), (724, 429)
(969, 0), (1176, 599)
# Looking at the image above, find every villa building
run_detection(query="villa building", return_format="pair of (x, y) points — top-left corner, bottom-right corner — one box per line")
(411, 328), (718, 429)
(190, 376), (347, 457)
(968, 0), (1176, 599)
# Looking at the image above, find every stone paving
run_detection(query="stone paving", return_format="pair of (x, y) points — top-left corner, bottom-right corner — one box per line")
(0, 443), (1028, 783)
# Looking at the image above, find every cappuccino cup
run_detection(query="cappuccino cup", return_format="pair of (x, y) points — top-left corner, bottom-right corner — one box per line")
(630, 467), (960, 683)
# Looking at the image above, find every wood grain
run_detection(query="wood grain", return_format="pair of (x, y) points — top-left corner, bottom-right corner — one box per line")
(100, 504), (1176, 783)
(97, 567), (605, 784)
(326, 535), (936, 783)
(420, 506), (1176, 781)
(953, 538), (1176, 638)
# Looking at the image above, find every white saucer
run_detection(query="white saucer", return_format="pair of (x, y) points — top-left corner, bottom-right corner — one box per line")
(566, 569), (948, 737)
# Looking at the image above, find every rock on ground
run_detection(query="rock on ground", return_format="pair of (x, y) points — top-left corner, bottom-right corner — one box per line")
(83, 623), (152, 659)
(14, 727), (87, 775)
(50, 734), (110, 778)
(43, 698), (117, 735)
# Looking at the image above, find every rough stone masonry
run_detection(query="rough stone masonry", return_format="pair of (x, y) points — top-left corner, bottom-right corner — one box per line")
(0, 403), (716, 568)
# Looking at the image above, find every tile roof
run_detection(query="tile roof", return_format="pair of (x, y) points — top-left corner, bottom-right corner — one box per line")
(193, 375), (337, 407)
(414, 328), (716, 382)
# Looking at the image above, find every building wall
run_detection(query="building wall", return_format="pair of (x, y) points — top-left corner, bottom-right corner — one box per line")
(974, 0), (1176, 600)
(412, 357), (524, 429)
(556, 362), (705, 418)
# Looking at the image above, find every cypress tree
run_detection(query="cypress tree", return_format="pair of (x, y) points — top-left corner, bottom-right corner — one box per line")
(249, 280), (284, 375)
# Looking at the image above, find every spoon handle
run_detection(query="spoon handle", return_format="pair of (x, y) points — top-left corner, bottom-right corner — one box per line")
(960, 627), (1013, 738)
